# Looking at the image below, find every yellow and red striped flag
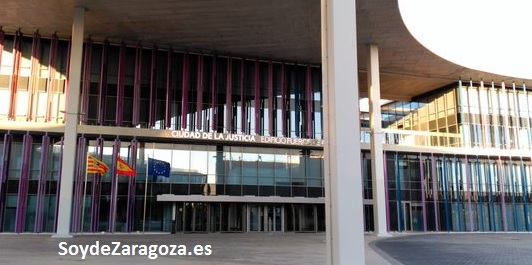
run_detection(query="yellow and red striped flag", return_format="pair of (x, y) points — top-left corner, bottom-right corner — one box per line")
(116, 157), (137, 177)
(87, 155), (109, 175)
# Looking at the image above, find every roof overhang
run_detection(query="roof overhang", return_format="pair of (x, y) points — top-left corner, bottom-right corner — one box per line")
(1, 0), (529, 101)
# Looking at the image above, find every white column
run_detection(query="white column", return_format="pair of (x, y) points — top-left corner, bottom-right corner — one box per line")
(54, 6), (85, 238)
(321, 0), (365, 264)
(367, 44), (388, 236)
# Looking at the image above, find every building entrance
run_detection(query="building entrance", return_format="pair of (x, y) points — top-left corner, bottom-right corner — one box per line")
(248, 204), (284, 232)
(402, 201), (424, 231)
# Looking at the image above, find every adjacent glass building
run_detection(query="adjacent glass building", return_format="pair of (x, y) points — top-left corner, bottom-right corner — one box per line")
(0, 31), (531, 234)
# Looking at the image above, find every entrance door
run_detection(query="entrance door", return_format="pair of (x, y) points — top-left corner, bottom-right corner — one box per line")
(248, 204), (283, 232)
(402, 202), (424, 231)
(264, 205), (283, 232)
(184, 202), (208, 233)
(221, 203), (244, 232)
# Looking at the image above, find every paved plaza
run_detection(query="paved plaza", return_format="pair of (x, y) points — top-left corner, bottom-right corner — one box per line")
(373, 233), (532, 265)
(0, 232), (531, 264)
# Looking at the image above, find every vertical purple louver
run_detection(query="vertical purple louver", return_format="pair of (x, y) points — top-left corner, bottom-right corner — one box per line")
(225, 57), (233, 133)
(90, 137), (105, 232)
(165, 48), (173, 129)
(430, 154), (439, 231)
(80, 39), (92, 124)
(62, 38), (71, 123)
(497, 157), (508, 231)
(132, 44), (142, 127)
(15, 134), (32, 233)
(254, 60), (260, 135)
(267, 61), (274, 136)
(0, 29), (4, 67)
(126, 139), (138, 232)
(8, 30), (22, 120)
(108, 137), (120, 232)
(211, 56), (218, 132)
(181, 53), (189, 129)
(419, 154), (428, 232)
(464, 156), (474, 231)
(196, 54), (204, 131)
(97, 42), (109, 125)
(34, 135), (50, 233)
(281, 64), (287, 137)
(0, 133), (12, 232)
(148, 46), (158, 128)
(116, 43), (126, 126)
(71, 136), (87, 233)
(306, 65), (314, 138)
(52, 137), (64, 232)
(383, 152), (390, 232)
(45, 34), (58, 122)
(27, 32), (41, 121)
(240, 58), (246, 134)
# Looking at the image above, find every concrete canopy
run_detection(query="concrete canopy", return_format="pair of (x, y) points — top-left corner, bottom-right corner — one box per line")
(1, 0), (529, 101)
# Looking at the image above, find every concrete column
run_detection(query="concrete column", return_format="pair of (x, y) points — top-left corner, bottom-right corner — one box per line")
(367, 44), (388, 236)
(54, 6), (85, 238)
(321, 0), (365, 264)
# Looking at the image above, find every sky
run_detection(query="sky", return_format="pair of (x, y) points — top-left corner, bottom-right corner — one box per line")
(398, 0), (532, 79)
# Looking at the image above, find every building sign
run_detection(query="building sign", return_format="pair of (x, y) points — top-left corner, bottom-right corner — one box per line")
(169, 130), (323, 147)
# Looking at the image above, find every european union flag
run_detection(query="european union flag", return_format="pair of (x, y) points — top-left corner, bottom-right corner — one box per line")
(148, 158), (170, 178)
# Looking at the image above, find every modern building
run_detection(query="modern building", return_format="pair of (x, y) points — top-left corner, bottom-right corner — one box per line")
(0, 0), (531, 243)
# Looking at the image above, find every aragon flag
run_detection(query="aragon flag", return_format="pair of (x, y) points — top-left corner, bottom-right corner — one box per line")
(87, 155), (109, 175)
(116, 157), (137, 177)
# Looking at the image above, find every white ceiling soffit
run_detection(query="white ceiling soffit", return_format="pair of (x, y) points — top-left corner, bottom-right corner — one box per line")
(398, 0), (532, 80)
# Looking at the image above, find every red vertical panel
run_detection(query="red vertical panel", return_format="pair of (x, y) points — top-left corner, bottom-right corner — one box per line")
(27, 32), (41, 121)
(306, 65), (313, 138)
(268, 61), (274, 136)
(62, 39), (71, 123)
(45, 35), (57, 122)
(196, 54), (204, 131)
(165, 48), (173, 129)
(254, 60), (260, 135)
(80, 39), (92, 124)
(211, 56), (218, 131)
(240, 58), (246, 133)
(132, 44), (142, 126)
(8, 31), (22, 120)
(225, 57), (233, 133)
(148, 46), (158, 128)
(281, 64), (287, 137)
(181, 53), (189, 129)
(0, 30), (4, 68)
(116, 43), (126, 126)
(97, 42), (109, 125)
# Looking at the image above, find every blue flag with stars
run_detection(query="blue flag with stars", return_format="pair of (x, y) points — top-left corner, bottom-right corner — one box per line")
(148, 158), (170, 178)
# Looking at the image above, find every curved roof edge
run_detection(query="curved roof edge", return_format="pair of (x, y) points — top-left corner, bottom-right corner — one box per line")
(398, 0), (532, 80)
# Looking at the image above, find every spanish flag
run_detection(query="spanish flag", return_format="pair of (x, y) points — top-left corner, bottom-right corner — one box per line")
(116, 157), (137, 177)
(87, 155), (109, 175)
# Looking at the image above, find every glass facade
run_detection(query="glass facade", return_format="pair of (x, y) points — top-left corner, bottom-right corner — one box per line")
(0, 32), (323, 139)
(361, 152), (532, 233)
(0, 31), (532, 234)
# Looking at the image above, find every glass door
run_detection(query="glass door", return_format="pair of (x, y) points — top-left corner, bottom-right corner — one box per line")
(403, 201), (424, 231)
(184, 202), (209, 233)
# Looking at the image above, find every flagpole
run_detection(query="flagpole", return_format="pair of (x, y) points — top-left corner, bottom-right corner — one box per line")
(111, 169), (119, 232)
(80, 155), (89, 233)
(143, 154), (149, 233)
